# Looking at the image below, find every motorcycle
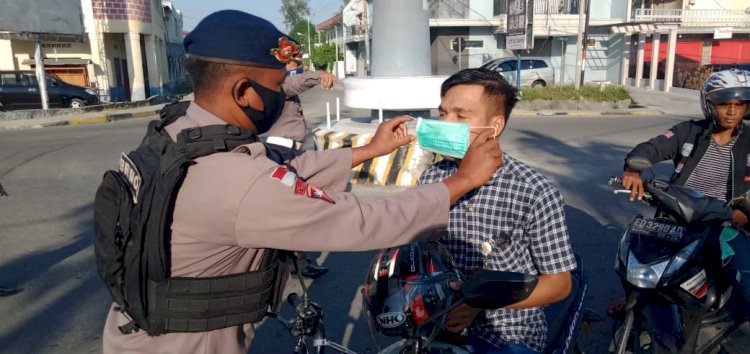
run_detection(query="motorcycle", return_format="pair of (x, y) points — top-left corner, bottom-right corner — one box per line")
(609, 157), (750, 354)
(268, 253), (595, 353)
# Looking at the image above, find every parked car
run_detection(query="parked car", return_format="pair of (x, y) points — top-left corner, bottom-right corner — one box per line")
(0, 71), (99, 111)
(480, 57), (555, 87)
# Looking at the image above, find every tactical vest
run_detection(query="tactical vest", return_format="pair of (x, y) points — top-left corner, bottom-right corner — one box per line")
(93, 101), (286, 336)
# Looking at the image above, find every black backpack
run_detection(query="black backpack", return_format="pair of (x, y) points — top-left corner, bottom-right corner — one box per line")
(93, 101), (285, 335)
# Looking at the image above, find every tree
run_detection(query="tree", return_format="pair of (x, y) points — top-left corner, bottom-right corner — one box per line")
(280, 0), (311, 30)
(310, 42), (337, 71)
(290, 20), (322, 55)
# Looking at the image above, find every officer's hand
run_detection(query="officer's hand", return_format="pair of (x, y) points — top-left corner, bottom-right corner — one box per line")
(368, 115), (415, 155)
(454, 129), (503, 188)
(351, 116), (415, 167)
(622, 169), (644, 201)
(444, 304), (481, 333)
(318, 72), (336, 90)
(732, 209), (748, 227)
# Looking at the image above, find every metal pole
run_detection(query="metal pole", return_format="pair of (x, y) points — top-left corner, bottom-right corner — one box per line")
(573, 0), (585, 89)
(307, 16), (313, 69)
(335, 25), (339, 76)
(34, 36), (49, 110)
(363, 0), (370, 74)
(560, 39), (566, 84)
(580, 0), (592, 84)
(516, 51), (521, 88)
(458, 37), (462, 71)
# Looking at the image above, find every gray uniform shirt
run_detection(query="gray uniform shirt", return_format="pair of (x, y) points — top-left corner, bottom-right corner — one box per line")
(102, 102), (450, 354)
(265, 70), (324, 143)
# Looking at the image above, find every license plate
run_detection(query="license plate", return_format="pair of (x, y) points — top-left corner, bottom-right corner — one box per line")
(630, 218), (684, 242)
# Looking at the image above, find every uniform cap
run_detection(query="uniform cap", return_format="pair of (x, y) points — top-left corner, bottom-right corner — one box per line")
(184, 10), (300, 68)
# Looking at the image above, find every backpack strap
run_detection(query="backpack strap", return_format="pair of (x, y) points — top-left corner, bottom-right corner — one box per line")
(176, 124), (259, 160)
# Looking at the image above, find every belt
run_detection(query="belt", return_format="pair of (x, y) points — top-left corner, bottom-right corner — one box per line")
(265, 136), (303, 150)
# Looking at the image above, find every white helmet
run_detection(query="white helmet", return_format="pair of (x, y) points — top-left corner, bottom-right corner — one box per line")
(700, 68), (750, 121)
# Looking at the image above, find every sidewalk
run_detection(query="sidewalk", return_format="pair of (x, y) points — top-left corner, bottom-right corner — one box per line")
(625, 86), (702, 118)
(0, 103), (165, 131)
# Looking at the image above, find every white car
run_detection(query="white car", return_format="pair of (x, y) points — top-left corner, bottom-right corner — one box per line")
(480, 57), (555, 87)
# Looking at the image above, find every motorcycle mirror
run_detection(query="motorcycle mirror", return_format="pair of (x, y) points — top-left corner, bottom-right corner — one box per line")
(626, 157), (653, 172)
(460, 270), (538, 310)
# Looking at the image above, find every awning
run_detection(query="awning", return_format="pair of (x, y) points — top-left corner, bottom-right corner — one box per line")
(22, 58), (91, 66)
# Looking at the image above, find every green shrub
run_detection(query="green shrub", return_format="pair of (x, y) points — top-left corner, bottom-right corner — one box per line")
(521, 85), (631, 102)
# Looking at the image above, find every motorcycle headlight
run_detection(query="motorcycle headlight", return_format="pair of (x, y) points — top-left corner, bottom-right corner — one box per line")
(662, 240), (699, 279)
(85, 88), (97, 96)
(626, 252), (669, 288)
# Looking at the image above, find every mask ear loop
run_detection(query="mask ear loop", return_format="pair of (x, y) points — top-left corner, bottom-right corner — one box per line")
(470, 125), (498, 139)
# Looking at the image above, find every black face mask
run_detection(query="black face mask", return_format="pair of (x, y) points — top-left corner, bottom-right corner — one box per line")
(236, 78), (285, 134)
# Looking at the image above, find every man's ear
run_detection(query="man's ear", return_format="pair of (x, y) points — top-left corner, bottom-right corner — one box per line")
(491, 114), (506, 137)
(231, 78), (260, 109)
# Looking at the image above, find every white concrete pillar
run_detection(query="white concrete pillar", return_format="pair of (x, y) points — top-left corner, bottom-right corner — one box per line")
(87, 32), (110, 97)
(620, 33), (631, 85)
(124, 32), (146, 101)
(144, 34), (160, 96)
(0, 39), (15, 70)
(635, 33), (646, 88)
(664, 28), (677, 93)
(649, 32), (661, 90)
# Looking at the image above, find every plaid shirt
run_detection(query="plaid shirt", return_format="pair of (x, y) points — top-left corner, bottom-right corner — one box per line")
(419, 155), (576, 352)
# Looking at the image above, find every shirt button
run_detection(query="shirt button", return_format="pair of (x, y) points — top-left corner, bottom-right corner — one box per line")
(467, 237), (475, 242)
(466, 204), (475, 212)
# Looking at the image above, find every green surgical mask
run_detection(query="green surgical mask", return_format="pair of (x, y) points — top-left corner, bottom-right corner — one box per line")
(415, 117), (497, 159)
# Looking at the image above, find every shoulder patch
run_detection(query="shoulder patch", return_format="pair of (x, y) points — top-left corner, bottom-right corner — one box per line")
(306, 184), (335, 204)
(118, 153), (142, 203)
(663, 130), (675, 139)
(271, 166), (297, 187)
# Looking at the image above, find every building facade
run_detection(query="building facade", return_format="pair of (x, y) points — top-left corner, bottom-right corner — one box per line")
(0, 0), (185, 102)
(619, 0), (750, 91)
(339, 0), (630, 84)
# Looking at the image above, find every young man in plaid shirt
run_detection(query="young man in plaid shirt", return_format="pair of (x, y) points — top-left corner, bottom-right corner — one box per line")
(419, 68), (577, 353)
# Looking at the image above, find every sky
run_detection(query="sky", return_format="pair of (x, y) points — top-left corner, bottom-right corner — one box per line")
(173, 0), (345, 32)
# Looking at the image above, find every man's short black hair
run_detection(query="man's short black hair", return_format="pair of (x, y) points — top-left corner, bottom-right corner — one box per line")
(185, 56), (230, 95)
(441, 68), (520, 121)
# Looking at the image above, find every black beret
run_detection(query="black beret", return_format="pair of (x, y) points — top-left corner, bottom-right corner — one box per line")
(184, 10), (301, 68)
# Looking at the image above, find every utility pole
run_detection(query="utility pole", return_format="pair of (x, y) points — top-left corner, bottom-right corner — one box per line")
(580, 0), (592, 84)
(573, 0), (586, 89)
(307, 15), (313, 70)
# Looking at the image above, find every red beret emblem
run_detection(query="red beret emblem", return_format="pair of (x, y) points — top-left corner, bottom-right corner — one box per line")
(270, 37), (301, 64)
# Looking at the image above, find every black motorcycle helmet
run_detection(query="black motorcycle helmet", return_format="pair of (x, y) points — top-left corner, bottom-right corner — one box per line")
(362, 240), (461, 349)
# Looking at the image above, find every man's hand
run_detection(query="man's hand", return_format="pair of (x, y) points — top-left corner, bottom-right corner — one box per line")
(733, 209), (748, 227)
(622, 169), (644, 201)
(318, 72), (336, 90)
(351, 116), (414, 167)
(444, 129), (503, 204)
(444, 304), (481, 333)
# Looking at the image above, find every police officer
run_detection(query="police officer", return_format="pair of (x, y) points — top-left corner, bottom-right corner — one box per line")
(265, 50), (337, 279)
(102, 10), (502, 354)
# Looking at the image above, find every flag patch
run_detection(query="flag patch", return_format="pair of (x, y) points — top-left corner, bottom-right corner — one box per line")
(663, 130), (675, 138)
(271, 166), (297, 187)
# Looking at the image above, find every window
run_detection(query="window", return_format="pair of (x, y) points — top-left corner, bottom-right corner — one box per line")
(1, 72), (21, 85)
(493, 0), (508, 16)
(20, 73), (38, 86)
(464, 40), (484, 49)
(520, 60), (533, 70)
(497, 61), (516, 72)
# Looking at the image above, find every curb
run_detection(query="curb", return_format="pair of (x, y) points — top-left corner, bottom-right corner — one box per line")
(1, 109), (160, 131)
(512, 109), (664, 117)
